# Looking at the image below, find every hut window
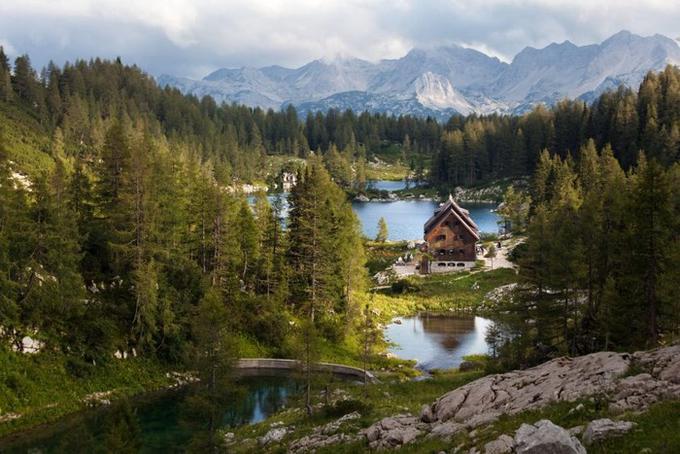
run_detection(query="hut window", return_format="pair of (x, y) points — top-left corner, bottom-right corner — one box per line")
(459, 249), (464, 254)
(438, 249), (446, 255)
(437, 234), (446, 241)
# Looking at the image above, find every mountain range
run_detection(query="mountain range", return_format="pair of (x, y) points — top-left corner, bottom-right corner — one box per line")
(158, 31), (680, 119)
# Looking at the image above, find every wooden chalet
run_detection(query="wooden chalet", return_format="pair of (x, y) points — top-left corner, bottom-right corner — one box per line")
(421, 195), (480, 274)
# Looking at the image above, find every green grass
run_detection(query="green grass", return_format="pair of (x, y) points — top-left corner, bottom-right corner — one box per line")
(0, 348), (174, 437)
(365, 162), (410, 181)
(372, 268), (518, 320)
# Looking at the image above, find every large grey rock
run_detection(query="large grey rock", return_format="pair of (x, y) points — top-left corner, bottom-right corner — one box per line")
(484, 434), (514, 454)
(514, 420), (586, 454)
(583, 418), (636, 445)
(427, 420), (466, 441)
(610, 372), (680, 413)
(288, 432), (360, 453)
(361, 414), (423, 449)
(420, 404), (435, 423)
(258, 427), (290, 446)
(317, 411), (361, 435)
(427, 351), (630, 424)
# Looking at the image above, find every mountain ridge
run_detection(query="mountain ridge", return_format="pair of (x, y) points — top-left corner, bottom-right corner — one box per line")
(158, 31), (680, 118)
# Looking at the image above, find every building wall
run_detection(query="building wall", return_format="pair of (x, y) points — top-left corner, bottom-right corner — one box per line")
(424, 213), (477, 262)
(429, 260), (476, 273)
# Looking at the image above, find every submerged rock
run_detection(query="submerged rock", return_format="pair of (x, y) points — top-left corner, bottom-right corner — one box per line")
(514, 420), (586, 454)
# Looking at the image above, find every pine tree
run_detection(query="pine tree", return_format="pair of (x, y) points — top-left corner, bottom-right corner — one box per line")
(375, 217), (388, 242)
(631, 154), (672, 346)
(185, 287), (238, 452)
(0, 46), (12, 101)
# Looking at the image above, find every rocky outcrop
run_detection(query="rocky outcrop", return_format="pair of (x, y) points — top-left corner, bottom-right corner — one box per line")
(609, 346), (680, 413)
(425, 351), (630, 424)
(483, 434), (514, 454)
(361, 414), (426, 449)
(259, 427), (292, 446)
(358, 345), (680, 450)
(514, 420), (586, 454)
(582, 418), (636, 445)
(286, 412), (362, 452)
(289, 433), (361, 453)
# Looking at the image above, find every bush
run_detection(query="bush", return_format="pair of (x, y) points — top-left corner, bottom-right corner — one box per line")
(65, 356), (95, 378)
(507, 242), (528, 263)
(390, 278), (421, 294)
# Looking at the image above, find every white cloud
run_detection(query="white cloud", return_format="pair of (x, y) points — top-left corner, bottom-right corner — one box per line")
(0, 0), (679, 76)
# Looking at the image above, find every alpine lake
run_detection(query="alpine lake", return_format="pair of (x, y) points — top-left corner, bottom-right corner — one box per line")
(1, 181), (500, 452)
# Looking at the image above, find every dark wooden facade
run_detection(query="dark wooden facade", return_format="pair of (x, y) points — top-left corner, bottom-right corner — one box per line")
(421, 196), (480, 273)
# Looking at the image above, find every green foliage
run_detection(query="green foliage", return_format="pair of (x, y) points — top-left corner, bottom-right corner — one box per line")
(493, 144), (680, 370)
(375, 217), (389, 242)
(0, 348), (173, 437)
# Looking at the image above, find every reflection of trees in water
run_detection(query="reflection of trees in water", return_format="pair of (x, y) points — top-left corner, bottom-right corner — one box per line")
(7, 379), (301, 453)
(420, 315), (476, 350)
(222, 377), (299, 427)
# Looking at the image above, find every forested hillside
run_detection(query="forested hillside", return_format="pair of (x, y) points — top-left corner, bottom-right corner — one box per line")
(0, 48), (367, 370)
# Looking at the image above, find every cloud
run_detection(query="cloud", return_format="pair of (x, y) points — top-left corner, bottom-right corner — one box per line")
(1, 0), (679, 77)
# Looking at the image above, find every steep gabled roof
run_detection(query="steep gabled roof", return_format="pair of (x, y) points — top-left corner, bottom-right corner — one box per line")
(424, 195), (480, 241)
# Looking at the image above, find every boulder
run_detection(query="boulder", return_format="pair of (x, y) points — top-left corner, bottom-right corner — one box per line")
(317, 411), (361, 435)
(427, 420), (465, 441)
(483, 434), (514, 454)
(583, 418), (636, 445)
(610, 372), (680, 413)
(361, 414), (423, 449)
(514, 420), (586, 454)
(258, 427), (290, 446)
(288, 433), (360, 453)
(427, 351), (630, 424)
(420, 404), (435, 423)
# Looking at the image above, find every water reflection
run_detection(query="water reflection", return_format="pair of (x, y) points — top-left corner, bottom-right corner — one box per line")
(247, 181), (500, 240)
(385, 314), (493, 371)
(0, 376), (301, 454)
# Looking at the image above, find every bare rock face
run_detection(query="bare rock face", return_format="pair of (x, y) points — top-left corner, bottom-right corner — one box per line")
(483, 434), (514, 454)
(582, 418), (636, 445)
(361, 414), (424, 449)
(427, 420), (466, 441)
(258, 427), (290, 446)
(514, 420), (586, 454)
(610, 345), (680, 413)
(288, 433), (361, 453)
(632, 344), (680, 384)
(424, 351), (630, 424)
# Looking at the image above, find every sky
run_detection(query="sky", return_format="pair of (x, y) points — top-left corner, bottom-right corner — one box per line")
(1, 0), (679, 79)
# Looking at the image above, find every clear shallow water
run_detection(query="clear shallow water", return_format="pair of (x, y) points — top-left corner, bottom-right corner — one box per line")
(250, 181), (500, 240)
(0, 375), (301, 453)
(385, 314), (493, 371)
